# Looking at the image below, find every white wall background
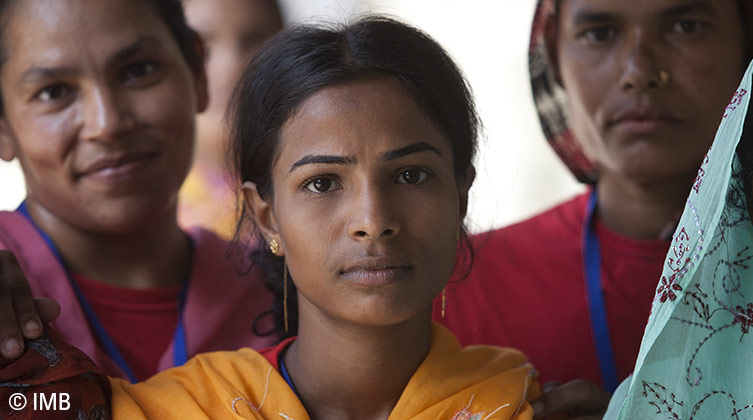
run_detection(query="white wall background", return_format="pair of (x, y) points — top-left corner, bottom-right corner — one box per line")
(0, 0), (583, 232)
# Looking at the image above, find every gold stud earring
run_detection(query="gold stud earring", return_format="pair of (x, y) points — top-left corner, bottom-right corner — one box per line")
(658, 70), (670, 87)
(269, 239), (279, 255)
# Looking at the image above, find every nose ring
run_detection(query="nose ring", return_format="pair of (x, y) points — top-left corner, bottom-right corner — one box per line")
(658, 70), (670, 87)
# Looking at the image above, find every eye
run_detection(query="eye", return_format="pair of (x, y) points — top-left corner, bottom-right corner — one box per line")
(579, 27), (615, 44)
(396, 169), (428, 185)
(35, 84), (72, 103)
(304, 177), (341, 193)
(671, 20), (704, 34)
(122, 61), (158, 83)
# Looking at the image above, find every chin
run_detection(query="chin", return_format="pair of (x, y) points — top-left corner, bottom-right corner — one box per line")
(83, 199), (176, 234)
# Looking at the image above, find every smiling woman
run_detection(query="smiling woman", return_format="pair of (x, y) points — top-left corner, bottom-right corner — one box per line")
(1, 16), (538, 420)
(0, 0), (273, 383)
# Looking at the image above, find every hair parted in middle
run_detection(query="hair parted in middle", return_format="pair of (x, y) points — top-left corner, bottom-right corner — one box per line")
(230, 16), (479, 340)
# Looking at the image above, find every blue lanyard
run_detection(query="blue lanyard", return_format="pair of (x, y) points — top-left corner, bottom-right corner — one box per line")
(278, 346), (300, 399)
(583, 190), (619, 393)
(16, 201), (190, 383)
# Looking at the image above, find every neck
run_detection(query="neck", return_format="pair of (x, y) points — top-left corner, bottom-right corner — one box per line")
(595, 171), (693, 240)
(24, 199), (190, 289)
(285, 303), (432, 420)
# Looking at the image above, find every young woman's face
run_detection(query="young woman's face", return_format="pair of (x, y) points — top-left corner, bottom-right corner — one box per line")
(556, 0), (746, 183)
(184, 0), (281, 153)
(253, 78), (469, 328)
(0, 0), (207, 232)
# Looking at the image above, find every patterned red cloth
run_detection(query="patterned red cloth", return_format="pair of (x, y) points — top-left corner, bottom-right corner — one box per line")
(0, 329), (111, 419)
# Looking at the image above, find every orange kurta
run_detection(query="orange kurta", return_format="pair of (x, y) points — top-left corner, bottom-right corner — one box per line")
(110, 324), (538, 419)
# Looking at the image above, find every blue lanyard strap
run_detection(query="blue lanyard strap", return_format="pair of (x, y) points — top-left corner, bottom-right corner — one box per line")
(16, 201), (190, 383)
(278, 345), (300, 399)
(583, 190), (619, 393)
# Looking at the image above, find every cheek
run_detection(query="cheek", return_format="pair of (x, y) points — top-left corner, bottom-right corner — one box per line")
(11, 111), (77, 184)
(137, 81), (197, 178)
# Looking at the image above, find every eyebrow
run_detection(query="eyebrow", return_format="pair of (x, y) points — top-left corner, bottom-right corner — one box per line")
(381, 141), (442, 161)
(18, 37), (164, 87)
(109, 36), (164, 65)
(287, 141), (443, 175)
(660, 1), (716, 18)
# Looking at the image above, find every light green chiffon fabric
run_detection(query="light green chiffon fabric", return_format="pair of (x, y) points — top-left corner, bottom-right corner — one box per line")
(617, 61), (753, 419)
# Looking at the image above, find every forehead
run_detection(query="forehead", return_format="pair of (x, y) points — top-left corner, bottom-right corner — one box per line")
(278, 78), (449, 161)
(559, 0), (739, 19)
(2, 0), (173, 64)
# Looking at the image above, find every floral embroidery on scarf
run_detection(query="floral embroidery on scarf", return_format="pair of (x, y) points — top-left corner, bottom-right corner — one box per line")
(657, 274), (683, 303)
(724, 88), (748, 119)
(692, 153), (710, 194)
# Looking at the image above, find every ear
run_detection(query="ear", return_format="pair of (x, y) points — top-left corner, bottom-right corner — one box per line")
(457, 164), (475, 221)
(0, 117), (17, 162)
(241, 181), (284, 256)
(191, 33), (209, 113)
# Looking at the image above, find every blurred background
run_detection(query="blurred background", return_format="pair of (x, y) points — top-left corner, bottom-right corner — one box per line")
(0, 0), (583, 232)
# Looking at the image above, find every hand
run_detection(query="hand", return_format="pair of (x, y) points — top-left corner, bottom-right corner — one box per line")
(0, 250), (61, 358)
(532, 379), (611, 420)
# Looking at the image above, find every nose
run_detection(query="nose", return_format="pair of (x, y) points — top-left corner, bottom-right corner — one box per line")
(347, 185), (400, 241)
(618, 29), (663, 91)
(80, 86), (135, 141)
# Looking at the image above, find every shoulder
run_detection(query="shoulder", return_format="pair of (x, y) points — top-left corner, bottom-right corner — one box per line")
(0, 210), (36, 250)
(110, 348), (306, 419)
(395, 324), (537, 420)
(186, 226), (263, 287)
(470, 192), (587, 268)
(477, 192), (587, 248)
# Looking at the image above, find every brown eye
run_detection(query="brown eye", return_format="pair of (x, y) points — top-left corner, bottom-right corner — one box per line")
(36, 84), (72, 102)
(396, 169), (428, 185)
(305, 177), (340, 193)
(580, 27), (615, 44)
(122, 61), (159, 84)
(672, 20), (703, 34)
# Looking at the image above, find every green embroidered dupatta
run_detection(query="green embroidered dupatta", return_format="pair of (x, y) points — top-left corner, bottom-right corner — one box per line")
(617, 61), (753, 419)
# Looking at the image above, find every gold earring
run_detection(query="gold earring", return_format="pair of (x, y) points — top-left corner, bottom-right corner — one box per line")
(456, 227), (461, 242)
(441, 288), (447, 319)
(283, 261), (289, 332)
(658, 70), (670, 86)
(269, 239), (279, 255)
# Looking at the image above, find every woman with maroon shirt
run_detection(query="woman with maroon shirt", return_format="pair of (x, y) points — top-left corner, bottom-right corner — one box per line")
(437, 0), (753, 418)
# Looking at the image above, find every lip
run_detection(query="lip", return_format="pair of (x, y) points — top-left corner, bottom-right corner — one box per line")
(607, 108), (681, 135)
(79, 151), (158, 181)
(340, 256), (413, 287)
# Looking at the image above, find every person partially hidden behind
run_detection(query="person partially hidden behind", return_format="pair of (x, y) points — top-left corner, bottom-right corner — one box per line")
(437, 1), (752, 417)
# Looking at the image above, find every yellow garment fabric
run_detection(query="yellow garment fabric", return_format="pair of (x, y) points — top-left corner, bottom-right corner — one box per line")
(110, 324), (538, 419)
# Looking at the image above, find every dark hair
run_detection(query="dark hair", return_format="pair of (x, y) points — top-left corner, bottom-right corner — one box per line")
(0, 0), (202, 115)
(229, 16), (479, 341)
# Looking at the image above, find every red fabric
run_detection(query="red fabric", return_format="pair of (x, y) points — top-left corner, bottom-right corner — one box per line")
(0, 328), (111, 419)
(435, 192), (669, 386)
(72, 274), (180, 382)
(258, 337), (296, 370)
